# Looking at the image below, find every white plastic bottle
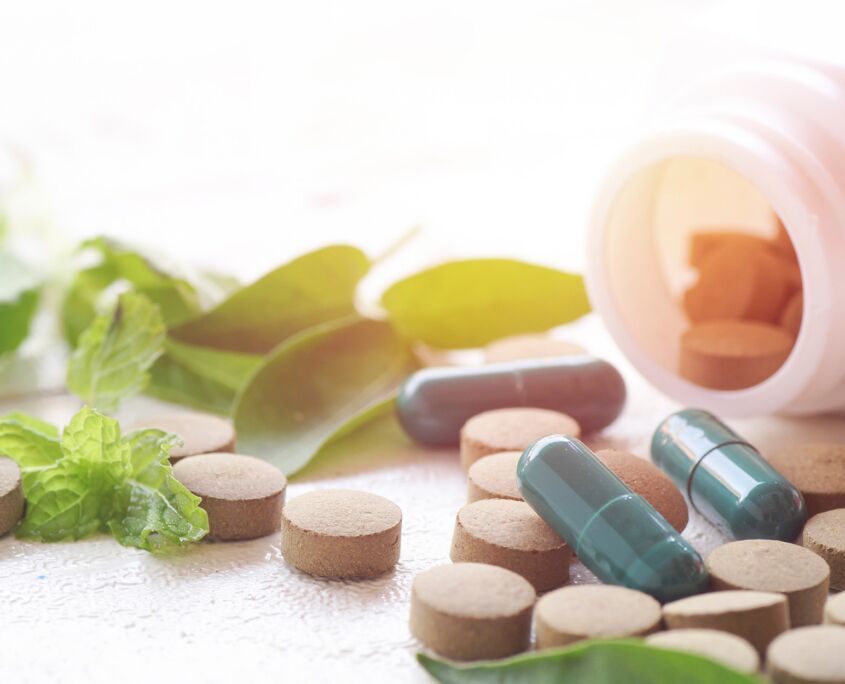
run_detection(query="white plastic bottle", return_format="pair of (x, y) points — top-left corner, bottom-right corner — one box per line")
(586, 10), (845, 417)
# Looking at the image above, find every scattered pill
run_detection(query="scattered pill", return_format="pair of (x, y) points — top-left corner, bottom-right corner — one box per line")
(534, 585), (661, 649)
(707, 540), (830, 627)
(766, 625), (845, 684)
(595, 448), (689, 532)
(409, 562), (535, 661)
(466, 451), (522, 502)
(803, 509), (845, 591)
(766, 443), (845, 516)
(460, 407), (580, 471)
(281, 489), (401, 578)
(484, 334), (587, 363)
(450, 499), (571, 592)
(662, 590), (789, 656)
(173, 453), (287, 541)
(780, 291), (803, 337)
(518, 435), (708, 602)
(688, 231), (773, 268)
(129, 412), (236, 462)
(0, 457), (24, 537)
(645, 628), (760, 674)
(683, 243), (790, 324)
(826, 593), (845, 626)
(395, 356), (626, 446)
(652, 409), (806, 541)
(680, 320), (794, 390)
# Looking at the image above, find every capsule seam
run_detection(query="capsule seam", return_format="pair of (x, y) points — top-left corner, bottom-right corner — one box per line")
(575, 492), (636, 558)
(685, 440), (759, 515)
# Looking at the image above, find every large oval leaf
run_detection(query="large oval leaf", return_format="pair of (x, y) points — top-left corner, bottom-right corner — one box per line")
(171, 245), (370, 354)
(381, 259), (590, 349)
(233, 317), (416, 476)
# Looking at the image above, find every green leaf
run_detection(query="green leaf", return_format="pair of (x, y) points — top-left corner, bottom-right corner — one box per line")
(0, 252), (40, 356)
(0, 419), (62, 490)
(67, 291), (166, 412)
(61, 237), (202, 346)
(171, 245), (371, 354)
(0, 412), (60, 438)
(382, 259), (590, 349)
(417, 640), (762, 684)
(233, 316), (416, 476)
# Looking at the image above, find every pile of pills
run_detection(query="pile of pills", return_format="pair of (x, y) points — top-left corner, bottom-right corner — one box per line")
(680, 224), (802, 389)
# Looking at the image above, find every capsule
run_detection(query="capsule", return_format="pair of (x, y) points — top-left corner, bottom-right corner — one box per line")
(651, 409), (807, 541)
(395, 357), (626, 446)
(517, 435), (708, 603)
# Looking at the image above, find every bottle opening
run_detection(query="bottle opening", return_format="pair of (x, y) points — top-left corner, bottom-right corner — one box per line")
(601, 156), (802, 391)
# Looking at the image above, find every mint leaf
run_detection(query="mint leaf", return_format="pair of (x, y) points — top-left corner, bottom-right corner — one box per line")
(417, 640), (761, 684)
(0, 252), (40, 356)
(5, 407), (208, 550)
(382, 259), (591, 349)
(67, 291), (166, 412)
(0, 412), (60, 438)
(171, 245), (370, 354)
(233, 317), (416, 476)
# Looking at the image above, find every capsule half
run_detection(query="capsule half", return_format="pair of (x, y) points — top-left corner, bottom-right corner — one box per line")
(518, 435), (708, 603)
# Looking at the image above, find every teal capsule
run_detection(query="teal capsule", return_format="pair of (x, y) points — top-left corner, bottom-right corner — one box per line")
(395, 356), (625, 446)
(651, 409), (806, 541)
(518, 435), (708, 603)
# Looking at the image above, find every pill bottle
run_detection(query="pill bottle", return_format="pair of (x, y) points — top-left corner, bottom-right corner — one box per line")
(586, 11), (845, 417)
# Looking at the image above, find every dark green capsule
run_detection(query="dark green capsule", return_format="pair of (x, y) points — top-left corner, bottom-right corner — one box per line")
(651, 409), (806, 541)
(395, 356), (625, 446)
(518, 435), (708, 603)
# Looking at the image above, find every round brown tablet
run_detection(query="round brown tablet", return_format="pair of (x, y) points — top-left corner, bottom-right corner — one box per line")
(484, 334), (587, 363)
(0, 457), (24, 537)
(596, 449), (689, 532)
(767, 444), (845, 517)
(410, 562), (535, 661)
(707, 540), (830, 627)
(173, 453), (286, 541)
(780, 292), (803, 338)
(534, 585), (662, 649)
(450, 499), (571, 592)
(281, 489), (401, 578)
(663, 590), (789, 656)
(680, 320), (794, 390)
(129, 412), (236, 462)
(467, 451), (522, 502)
(460, 408), (581, 471)
(804, 509), (845, 591)
(826, 592), (845, 626)
(645, 629), (760, 674)
(767, 625), (845, 684)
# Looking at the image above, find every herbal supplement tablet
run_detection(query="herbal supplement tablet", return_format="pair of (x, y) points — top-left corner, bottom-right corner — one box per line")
(518, 435), (708, 603)
(662, 590), (788, 656)
(0, 457), (24, 537)
(173, 453), (286, 541)
(680, 320), (794, 390)
(803, 510), (845, 591)
(767, 625), (845, 684)
(652, 409), (806, 541)
(484, 334), (587, 363)
(281, 489), (401, 578)
(450, 499), (571, 592)
(707, 540), (830, 627)
(409, 562), (534, 661)
(535, 585), (661, 649)
(595, 448), (689, 532)
(826, 592), (845, 625)
(767, 444), (845, 517)
(466, 451), (522, 502)
(395, 356), (626, 446)
(780, 291), (803, 337)
(460, 407), (580, 471)
(645, 629), (760, 674)
(688, 231), (773, 268)
(129, 412), (236, 462)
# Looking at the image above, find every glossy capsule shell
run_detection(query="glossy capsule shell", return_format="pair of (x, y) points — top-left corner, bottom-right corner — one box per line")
(651, 409), (806, 541)
(517, 435), (708, 603)
(395, 356), (626, 446)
